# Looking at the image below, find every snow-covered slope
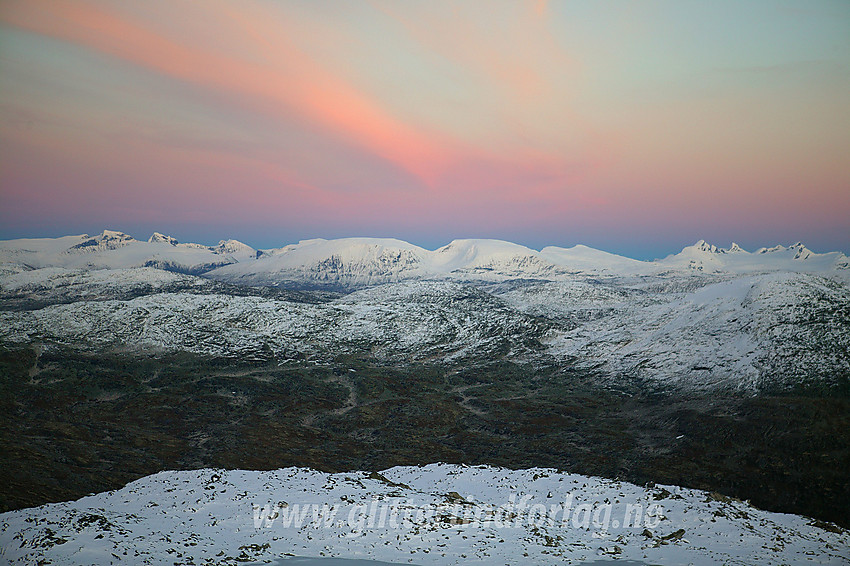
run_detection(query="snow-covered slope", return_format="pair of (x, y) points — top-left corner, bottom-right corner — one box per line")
(0, 266), (213, 306)
(0, 230), (256, 275)
(659, 240), (850, 273)
(210, 238), (430, 288)
(540, 244), (657, 275)
(0, 281), (550, 364)
(429, 239), (565, 279)
(495, 279), (640, 323)
(208, 237), (655, 287)
(540, 272), (850, 390)
(1, 463), (845, 565)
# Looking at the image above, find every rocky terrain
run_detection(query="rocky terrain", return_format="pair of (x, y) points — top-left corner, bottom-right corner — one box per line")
(2, 464), (847, 565)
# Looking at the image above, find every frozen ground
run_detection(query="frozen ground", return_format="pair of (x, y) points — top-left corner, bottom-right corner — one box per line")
(1, 464), (846, 565)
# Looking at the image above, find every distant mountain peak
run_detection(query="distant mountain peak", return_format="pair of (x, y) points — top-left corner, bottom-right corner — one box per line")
(215, 239), (250, 250)
(149, 232), (179, 246)
(690, 240), (723, 254)
(790, 243), (814, 260)
(753, 242), (814, 259)
(101, 229), (132, 239)
(69, 229), (136, 252)
(212, 239), (258, 259)
(689, 241), (750, 255)
(756, 244), (786, 254)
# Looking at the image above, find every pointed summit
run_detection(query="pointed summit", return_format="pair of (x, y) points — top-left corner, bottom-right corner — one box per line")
(212, 239), (258, 260)
(790, 243), (814, 260)
(689, 240), (723, 254)
(149, 232), (179, 246)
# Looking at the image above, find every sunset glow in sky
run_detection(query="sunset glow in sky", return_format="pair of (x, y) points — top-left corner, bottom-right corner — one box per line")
(1, 1), (848, 257)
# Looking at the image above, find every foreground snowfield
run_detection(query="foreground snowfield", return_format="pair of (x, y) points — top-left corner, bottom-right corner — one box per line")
(1, 463), (846, 565)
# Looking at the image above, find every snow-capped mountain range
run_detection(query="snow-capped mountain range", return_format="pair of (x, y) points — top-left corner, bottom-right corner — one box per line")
(1, 230), (847, 287)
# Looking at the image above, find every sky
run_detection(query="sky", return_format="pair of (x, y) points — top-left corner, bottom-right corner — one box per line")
(1, 1), (848, 259)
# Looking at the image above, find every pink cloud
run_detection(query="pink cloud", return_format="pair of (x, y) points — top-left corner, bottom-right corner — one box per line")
(1, 1), (458, 186)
